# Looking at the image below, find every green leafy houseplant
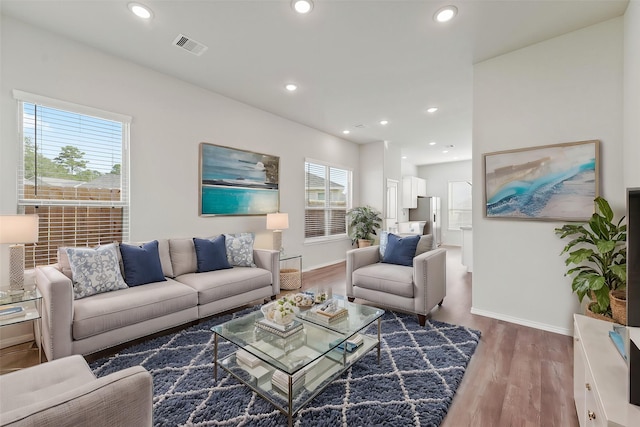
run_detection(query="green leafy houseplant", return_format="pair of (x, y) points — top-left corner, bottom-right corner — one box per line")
(347, 206), (382, 247)
(555, 197), (627, 317)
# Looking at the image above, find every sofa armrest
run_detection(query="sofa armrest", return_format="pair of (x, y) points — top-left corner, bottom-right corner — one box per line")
(253, 248), (280, 295)
(346, 246), (381, 296)
(1, 361), (153, 427)
(35, 266), (74, 361)
(413, 248), (447, 313)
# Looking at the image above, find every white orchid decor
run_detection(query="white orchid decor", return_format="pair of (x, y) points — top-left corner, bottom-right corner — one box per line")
(262, 295), (296, 325)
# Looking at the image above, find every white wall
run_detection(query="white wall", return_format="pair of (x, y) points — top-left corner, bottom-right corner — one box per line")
(472, 18), (624, 335)
(0, 16), (359, 278)
(417, 160), (472, 246)
(625, 0), (640, 189)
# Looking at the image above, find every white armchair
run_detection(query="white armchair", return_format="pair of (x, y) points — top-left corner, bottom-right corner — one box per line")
(0, 355), (153, 427)
(346, 243), (446, 326)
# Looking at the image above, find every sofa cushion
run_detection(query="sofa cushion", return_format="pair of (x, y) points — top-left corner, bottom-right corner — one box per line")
(119, 240), (167, 287)
(65, 244), (128, 300)
(176, 267), (272, 304)
(225, 233), (256, 267)
(169, 238), (198, 276)
(352, 263), (414, 298)
(383, 234), (420, 266)
(415, 234), (434, 256)
(72, 279), (197, 340)
(193, 236), (232, 272)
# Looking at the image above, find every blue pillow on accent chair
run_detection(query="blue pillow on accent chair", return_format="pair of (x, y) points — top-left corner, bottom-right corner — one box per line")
(119, 240), (167, 286)
(193, 236), (232, 272)
(382, 233), (420, 266)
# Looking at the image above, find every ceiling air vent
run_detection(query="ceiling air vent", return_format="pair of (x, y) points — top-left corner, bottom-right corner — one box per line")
(173, 34), (208, 56)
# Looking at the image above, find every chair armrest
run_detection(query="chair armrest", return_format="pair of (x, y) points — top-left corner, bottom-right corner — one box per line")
(1, 363), (153, 427)
(413, 248), (447, 313)
(253, 248), (280, 295)
(35, 266), (74, 361)
(346, 246), (381, 296)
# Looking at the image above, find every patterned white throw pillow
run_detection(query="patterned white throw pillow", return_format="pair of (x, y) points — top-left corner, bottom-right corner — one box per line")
(224, 233), (256, 267)
(66, 243), (128, 299)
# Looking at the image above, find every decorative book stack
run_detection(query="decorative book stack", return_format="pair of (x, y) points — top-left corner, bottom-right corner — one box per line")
(331, 334), (364, 353)
(0, 305), (26, 320)
(236, 349), (261, 368)
(255, 318), (304, 338)
(314, 299), (348, 322)
(271, 369), (305, 395)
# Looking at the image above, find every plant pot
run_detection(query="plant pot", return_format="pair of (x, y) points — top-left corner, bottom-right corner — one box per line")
(585, 302), (614, 323)
(358, 239), (373, 248)
(609, 289), (627, 325)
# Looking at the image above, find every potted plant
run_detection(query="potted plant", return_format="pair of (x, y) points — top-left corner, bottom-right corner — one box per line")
(347, 206), (382, 247)
(555, 197), (627, 322)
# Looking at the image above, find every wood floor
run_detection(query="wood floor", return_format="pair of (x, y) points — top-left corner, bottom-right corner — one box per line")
(295, 246), (579, 427)
(0, 246), (579, 426)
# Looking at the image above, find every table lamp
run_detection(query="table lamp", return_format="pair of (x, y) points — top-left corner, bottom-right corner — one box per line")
(0, 214), (39, 292)
(266, 212), (289, 254)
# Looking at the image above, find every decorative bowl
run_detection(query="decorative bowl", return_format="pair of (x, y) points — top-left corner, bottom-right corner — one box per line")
(261, 296), (296, 325)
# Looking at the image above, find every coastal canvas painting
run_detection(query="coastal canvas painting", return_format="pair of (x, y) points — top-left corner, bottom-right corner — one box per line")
(483, 140), (599, 221)
(199, 143), (279, 216)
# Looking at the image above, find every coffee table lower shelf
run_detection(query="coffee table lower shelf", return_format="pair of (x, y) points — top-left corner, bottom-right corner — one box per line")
(216, 334), (379, 426)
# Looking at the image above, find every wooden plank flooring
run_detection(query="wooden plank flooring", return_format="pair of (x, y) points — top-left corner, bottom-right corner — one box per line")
(1, 246), (579, 426)
(297, 246), (579, 427)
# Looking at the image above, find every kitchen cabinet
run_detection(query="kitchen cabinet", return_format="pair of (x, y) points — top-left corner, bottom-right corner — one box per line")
(402, 176), (426, 208)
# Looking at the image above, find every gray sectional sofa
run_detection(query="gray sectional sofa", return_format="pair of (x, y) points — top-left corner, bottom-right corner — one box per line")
(35, 238), (280, 361)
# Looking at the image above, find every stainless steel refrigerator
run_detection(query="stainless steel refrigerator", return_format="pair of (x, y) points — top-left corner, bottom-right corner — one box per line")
(408, 196), (441, 246)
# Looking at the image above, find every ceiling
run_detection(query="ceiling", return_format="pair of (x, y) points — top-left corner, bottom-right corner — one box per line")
(1, 0), (629, 166)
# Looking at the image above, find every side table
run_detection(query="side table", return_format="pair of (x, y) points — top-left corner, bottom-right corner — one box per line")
(0, 289), (43, 372)
(279, 254), (302, 290)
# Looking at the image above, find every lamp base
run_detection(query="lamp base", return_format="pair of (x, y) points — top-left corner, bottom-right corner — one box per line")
(9, 244), (25, 292)
(272, 230), (283, 254)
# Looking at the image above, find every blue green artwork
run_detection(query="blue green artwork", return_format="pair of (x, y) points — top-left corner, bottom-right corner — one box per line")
(484, 140), (599, 221)
(199, 143), (279, 216)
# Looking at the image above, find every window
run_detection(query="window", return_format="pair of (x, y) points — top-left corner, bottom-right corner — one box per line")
(15, 91), (131, 268)
(448, 181), (472, 230)
(304, 160), (351, 241)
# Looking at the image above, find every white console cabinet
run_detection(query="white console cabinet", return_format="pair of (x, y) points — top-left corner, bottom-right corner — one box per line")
(573, 314), (640, 426)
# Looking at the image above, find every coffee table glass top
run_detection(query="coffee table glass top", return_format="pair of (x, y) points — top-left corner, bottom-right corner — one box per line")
(211, 297), (384, 376)
(295, 294), (383, 335)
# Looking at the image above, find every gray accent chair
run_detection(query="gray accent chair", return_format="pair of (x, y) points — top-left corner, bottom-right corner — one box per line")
(0, 355), (152, 427)
(346, 242), (446, 326)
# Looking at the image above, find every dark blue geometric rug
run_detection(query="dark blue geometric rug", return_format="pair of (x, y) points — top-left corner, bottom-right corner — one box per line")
(90, 308), (481, 426)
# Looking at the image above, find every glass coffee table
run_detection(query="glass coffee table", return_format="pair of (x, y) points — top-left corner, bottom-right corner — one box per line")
(211, 295), (384, 427)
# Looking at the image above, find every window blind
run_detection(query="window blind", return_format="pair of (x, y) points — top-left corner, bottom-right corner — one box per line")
(15, 92), (130, 267)
(305, 160), (351, 240)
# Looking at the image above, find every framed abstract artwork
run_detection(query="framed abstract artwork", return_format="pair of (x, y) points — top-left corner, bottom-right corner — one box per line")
(483, 140), (600, 221)
(199, 143), (280, 216)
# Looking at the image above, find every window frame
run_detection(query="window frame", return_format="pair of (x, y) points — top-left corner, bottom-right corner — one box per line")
(448, 180), (473, 231)
(304, 158), (352, 244)
(14, 90), (131, 267)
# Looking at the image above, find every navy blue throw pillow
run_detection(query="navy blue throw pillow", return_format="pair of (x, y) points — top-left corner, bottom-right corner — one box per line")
(119, 240), (167, 286)
(382, 233), (420, 266)
(193, 236), (232, 273)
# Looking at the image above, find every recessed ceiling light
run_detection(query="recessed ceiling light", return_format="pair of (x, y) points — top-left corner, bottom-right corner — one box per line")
(292, 0), (314, 14)
(128, 2), (153, 19)
(342, 130), (350, 135)
(379, 120), (389, 125)
(434, 6), (457, 23)
(402, 156), (407, 159)
(285, 83), (298, 91)
(442, 150), (449, 154)
(429, 142), (436, 146)
(426, 107), (438, 113)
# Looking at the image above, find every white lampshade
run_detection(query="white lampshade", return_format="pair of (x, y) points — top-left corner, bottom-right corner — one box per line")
(0, 215), (39, 244)
(266, 213), (289, 231)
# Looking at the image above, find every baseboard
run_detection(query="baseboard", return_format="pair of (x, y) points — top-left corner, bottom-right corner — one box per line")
(303, 259), (345, 273)
(470, 307), (572, 336)
(0, 333), (34, 349)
